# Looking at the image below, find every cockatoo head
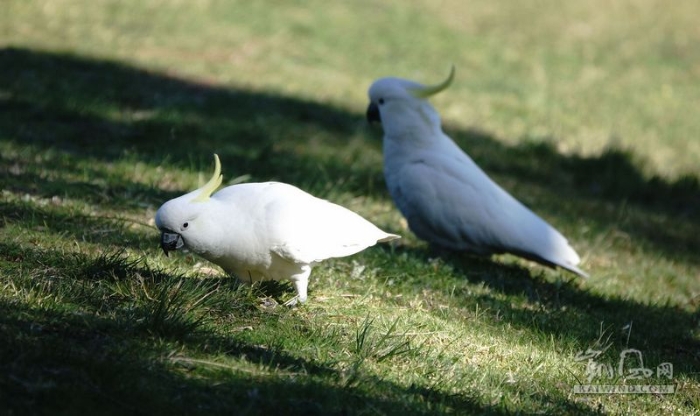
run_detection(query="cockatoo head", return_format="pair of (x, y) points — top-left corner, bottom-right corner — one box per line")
(155, 154), (223, 256)
(366, 66), (455, 136)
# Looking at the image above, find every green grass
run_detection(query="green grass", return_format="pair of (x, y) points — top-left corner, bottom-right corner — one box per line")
(1, 0), (699, 414)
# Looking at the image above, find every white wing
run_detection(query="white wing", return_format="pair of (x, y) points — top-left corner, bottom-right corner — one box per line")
(217, 183), (397, 265)
(387, 144), (586, 276)
(266, 185), (398, 264)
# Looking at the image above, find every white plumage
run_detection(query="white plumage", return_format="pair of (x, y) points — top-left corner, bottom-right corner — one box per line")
(155, 154), (399, 303)
(366, 67), (587, 277)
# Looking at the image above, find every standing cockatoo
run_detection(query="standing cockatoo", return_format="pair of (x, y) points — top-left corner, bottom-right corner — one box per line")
(366, 67), (587, 277)
(155, 154), (399, 304)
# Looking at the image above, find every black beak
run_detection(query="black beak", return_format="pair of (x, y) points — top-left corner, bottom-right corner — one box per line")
(160, 230), (184, 256)
(366, 102), (381, 124)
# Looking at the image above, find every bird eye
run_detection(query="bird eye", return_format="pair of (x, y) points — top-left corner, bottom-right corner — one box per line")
(378, 98), (385, 105)
(182, 222), (189, 229)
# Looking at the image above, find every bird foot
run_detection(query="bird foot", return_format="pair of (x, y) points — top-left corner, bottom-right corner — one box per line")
(283, 296), (300, 307)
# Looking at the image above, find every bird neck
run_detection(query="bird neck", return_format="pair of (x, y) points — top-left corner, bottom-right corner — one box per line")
(382, 114), (446, 150)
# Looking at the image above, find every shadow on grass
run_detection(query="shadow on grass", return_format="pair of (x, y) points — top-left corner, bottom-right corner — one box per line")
(456, 127), (699, 221)
(1, 47), (698, 412)
(385, 245), (700, 383)
(0, 198), (156, 251)
(1, 46), (698, 265)
(0, 47), (383, 198)
(2, 299), (592, 415)
(449, 128), (700, 266)
(0, 245), (604, 415)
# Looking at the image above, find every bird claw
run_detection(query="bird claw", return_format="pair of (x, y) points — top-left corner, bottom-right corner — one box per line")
(283, 296), (301, 307)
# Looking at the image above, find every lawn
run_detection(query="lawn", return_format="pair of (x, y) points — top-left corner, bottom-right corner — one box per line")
(1, 0), (699, 414)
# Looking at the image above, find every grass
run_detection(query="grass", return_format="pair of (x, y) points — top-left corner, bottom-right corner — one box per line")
(1, 0), (699, 414)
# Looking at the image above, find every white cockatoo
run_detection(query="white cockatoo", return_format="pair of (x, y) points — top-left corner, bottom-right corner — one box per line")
(155, 154), (399, 304)
(366, 67), (587, 277)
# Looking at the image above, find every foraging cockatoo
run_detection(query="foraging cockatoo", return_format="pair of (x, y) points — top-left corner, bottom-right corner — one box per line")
(155, 154), (399, 303)
(366, 67), (587, 277)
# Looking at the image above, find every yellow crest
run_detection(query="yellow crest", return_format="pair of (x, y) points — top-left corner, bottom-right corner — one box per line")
(191, 154), (223, 202)
(410, 66), (455, 98)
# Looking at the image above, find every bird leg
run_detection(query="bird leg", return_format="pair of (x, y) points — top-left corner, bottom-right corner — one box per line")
(284, 268), (310, 307)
